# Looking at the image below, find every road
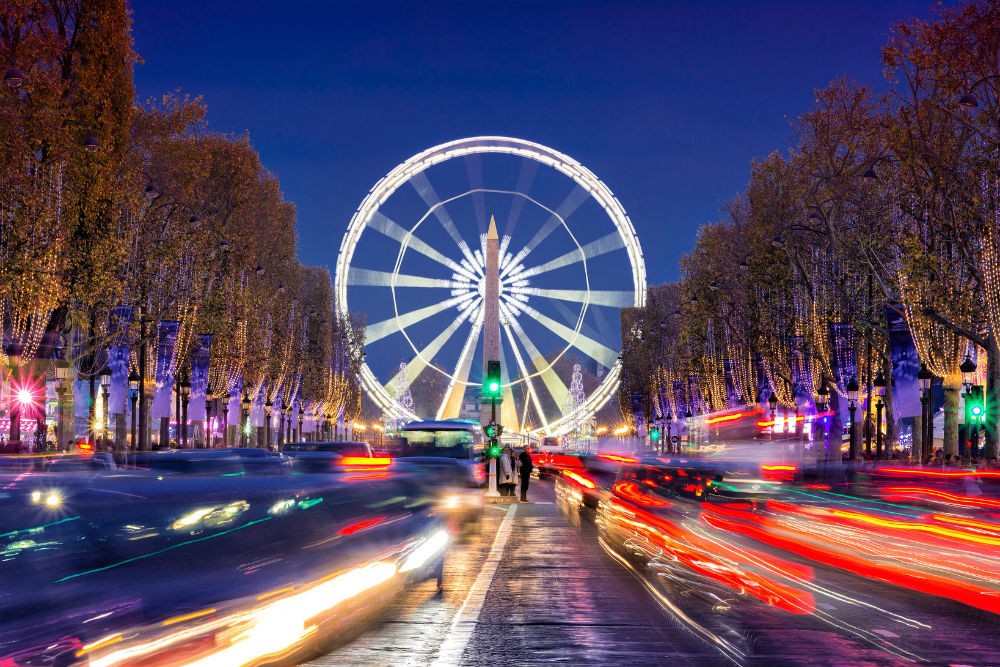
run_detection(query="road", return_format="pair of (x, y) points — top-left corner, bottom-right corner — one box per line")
(305, 474), (1000, 667)
(304, 479), (721, 667)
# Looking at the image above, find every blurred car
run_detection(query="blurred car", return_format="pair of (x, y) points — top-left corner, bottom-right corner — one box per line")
(283, 440), (378, 473)
(131, 448), (291, 475)
(44, 453), (117, 472)
(535, 450), (585, 479)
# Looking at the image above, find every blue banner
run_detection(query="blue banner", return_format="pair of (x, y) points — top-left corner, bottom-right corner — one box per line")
(152, 321), (180, 419)
(886, 305), (920, 419)
(189, 333), (212, 421)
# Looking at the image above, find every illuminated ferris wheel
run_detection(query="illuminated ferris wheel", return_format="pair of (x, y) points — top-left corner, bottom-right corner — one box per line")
(335, 137), (646, 435)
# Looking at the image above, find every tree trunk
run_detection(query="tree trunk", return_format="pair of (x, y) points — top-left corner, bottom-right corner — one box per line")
(986, 335), (1000, 462)
(943, 379), (961, 458)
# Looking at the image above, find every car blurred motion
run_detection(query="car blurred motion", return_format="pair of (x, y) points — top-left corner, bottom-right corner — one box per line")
(131, 448), (292, 475)
(0, 461), (449, 666)
(282, 440), (378, 473)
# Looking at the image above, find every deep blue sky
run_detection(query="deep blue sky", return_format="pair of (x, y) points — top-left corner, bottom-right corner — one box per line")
(130, 0), (937, 287)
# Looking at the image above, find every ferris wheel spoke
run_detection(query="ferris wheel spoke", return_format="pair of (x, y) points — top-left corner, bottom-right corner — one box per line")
(366, 293), (475, 345)
(506, 185), (590, 268)
(497, 344), (520, 428)
(501, 314), (548, 427)
(513, 231), (626, 281)
(519, 304), (618, 369)
(347, 267), (457, 289)
(503, 158), (539, 238)
(436, 314), (483, 420)
(512, 288), (633, 308)
(464, 155), (488, 232)
(368, 210), (468, 274)
(408, 172), (479, 267)
(384, 310), (470, 394)
(550, 299), (603, 343)
(503, 307), (570, 412)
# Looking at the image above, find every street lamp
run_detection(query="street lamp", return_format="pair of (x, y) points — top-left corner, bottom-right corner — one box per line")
(873, 370), (887, 460)
(99, 367), (112, 448)
(768, 392), (778, 441)
(264, 399), (273, 450)
(205, 382), (215, 448)
(241, 393), (251, 446)
(281, 402), (291, 449)
(4, 67), (24, 88)
(960, 353), (978, 464)
(846, 376), (860, 461)
(221, 391), (231, 447)
(665, 409), (673, 454)
(128, 370), (140, 459)
(298, 405), (305, 443)
(918, 363), (933, 461)
(179, 374), (191, 448)
(816, 379), (830, 461)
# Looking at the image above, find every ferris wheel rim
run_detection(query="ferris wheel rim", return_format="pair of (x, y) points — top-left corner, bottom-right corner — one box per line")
(335, 136), (647, 430)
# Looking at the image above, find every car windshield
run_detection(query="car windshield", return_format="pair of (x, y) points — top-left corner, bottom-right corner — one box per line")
(397, 429), (475, 458)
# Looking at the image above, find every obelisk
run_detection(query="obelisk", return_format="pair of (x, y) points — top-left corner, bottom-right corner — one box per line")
(483, 214), (500, 426)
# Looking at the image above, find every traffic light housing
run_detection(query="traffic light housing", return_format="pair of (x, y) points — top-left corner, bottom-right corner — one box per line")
(649, 425), (661, 442)
(485, 360), (502, 399)
(967, 385), (986, 424)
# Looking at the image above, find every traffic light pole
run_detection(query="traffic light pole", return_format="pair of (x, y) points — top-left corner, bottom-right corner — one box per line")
(485, 394), (500, 498)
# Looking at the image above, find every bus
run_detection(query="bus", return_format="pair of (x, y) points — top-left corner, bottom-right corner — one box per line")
(395, 419), (486, 487)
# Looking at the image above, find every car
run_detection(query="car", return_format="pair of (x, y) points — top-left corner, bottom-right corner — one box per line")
(131, 448), (291, 475)
(283, 441), (378, 473)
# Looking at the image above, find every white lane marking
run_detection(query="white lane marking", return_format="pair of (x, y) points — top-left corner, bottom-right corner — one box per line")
(431, 503), (517, 666)
(873, 629), (900, 638)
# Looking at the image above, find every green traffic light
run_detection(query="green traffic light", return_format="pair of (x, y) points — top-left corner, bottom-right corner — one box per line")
(489, 445), (501, 457)
(649, 427), (661, 442)
(489, 381), (499, 393)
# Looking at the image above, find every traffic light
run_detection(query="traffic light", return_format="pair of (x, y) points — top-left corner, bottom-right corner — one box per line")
(489, 443), (501, 458)
(485, 360), (502, 399)
(483, 422), (499, 439)
(649, 425), (661, 442)
(968, 385), (986, 423)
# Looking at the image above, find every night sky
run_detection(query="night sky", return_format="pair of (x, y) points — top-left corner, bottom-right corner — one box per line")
(130, 0), (938, 287)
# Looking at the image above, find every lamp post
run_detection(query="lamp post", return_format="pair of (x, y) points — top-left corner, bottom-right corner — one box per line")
(179, 374), (191, 448)
(768, 392), (778, 441)
(241, 393), (251, 446)
(873, 370), (886, 460)
(846, 376), (860, 462)
(816, 379), (830, 462)
(264, 399), (273, 450)
(960, 353), (977, 465)
(99, 367), (112, 449)
(281, 403), (291, 449)
(918, 363), (933, 461)
(205, 382), (214, 448)
(221, 392), (231, 447)
(128, 370), (139, 462)
(298, 405), (304, 443)
(665, 409), (673, 454)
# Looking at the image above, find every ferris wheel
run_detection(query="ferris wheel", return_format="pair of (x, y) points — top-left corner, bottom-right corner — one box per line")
(335, 137), (646, 435)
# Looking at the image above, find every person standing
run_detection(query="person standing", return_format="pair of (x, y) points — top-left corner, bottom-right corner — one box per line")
(518, 444), (534, 502)
(498, 446), (515, 496)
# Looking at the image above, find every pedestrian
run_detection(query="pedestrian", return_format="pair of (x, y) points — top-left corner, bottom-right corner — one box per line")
(518, 444), (534, 502)
(498, 446), (515, 496)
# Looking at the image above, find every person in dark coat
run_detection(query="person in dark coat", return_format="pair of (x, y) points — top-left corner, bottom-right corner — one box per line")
(518, 444), (534, 502)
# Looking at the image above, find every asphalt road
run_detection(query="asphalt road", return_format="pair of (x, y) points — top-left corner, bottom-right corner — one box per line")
(304, 477), (1000, 667)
